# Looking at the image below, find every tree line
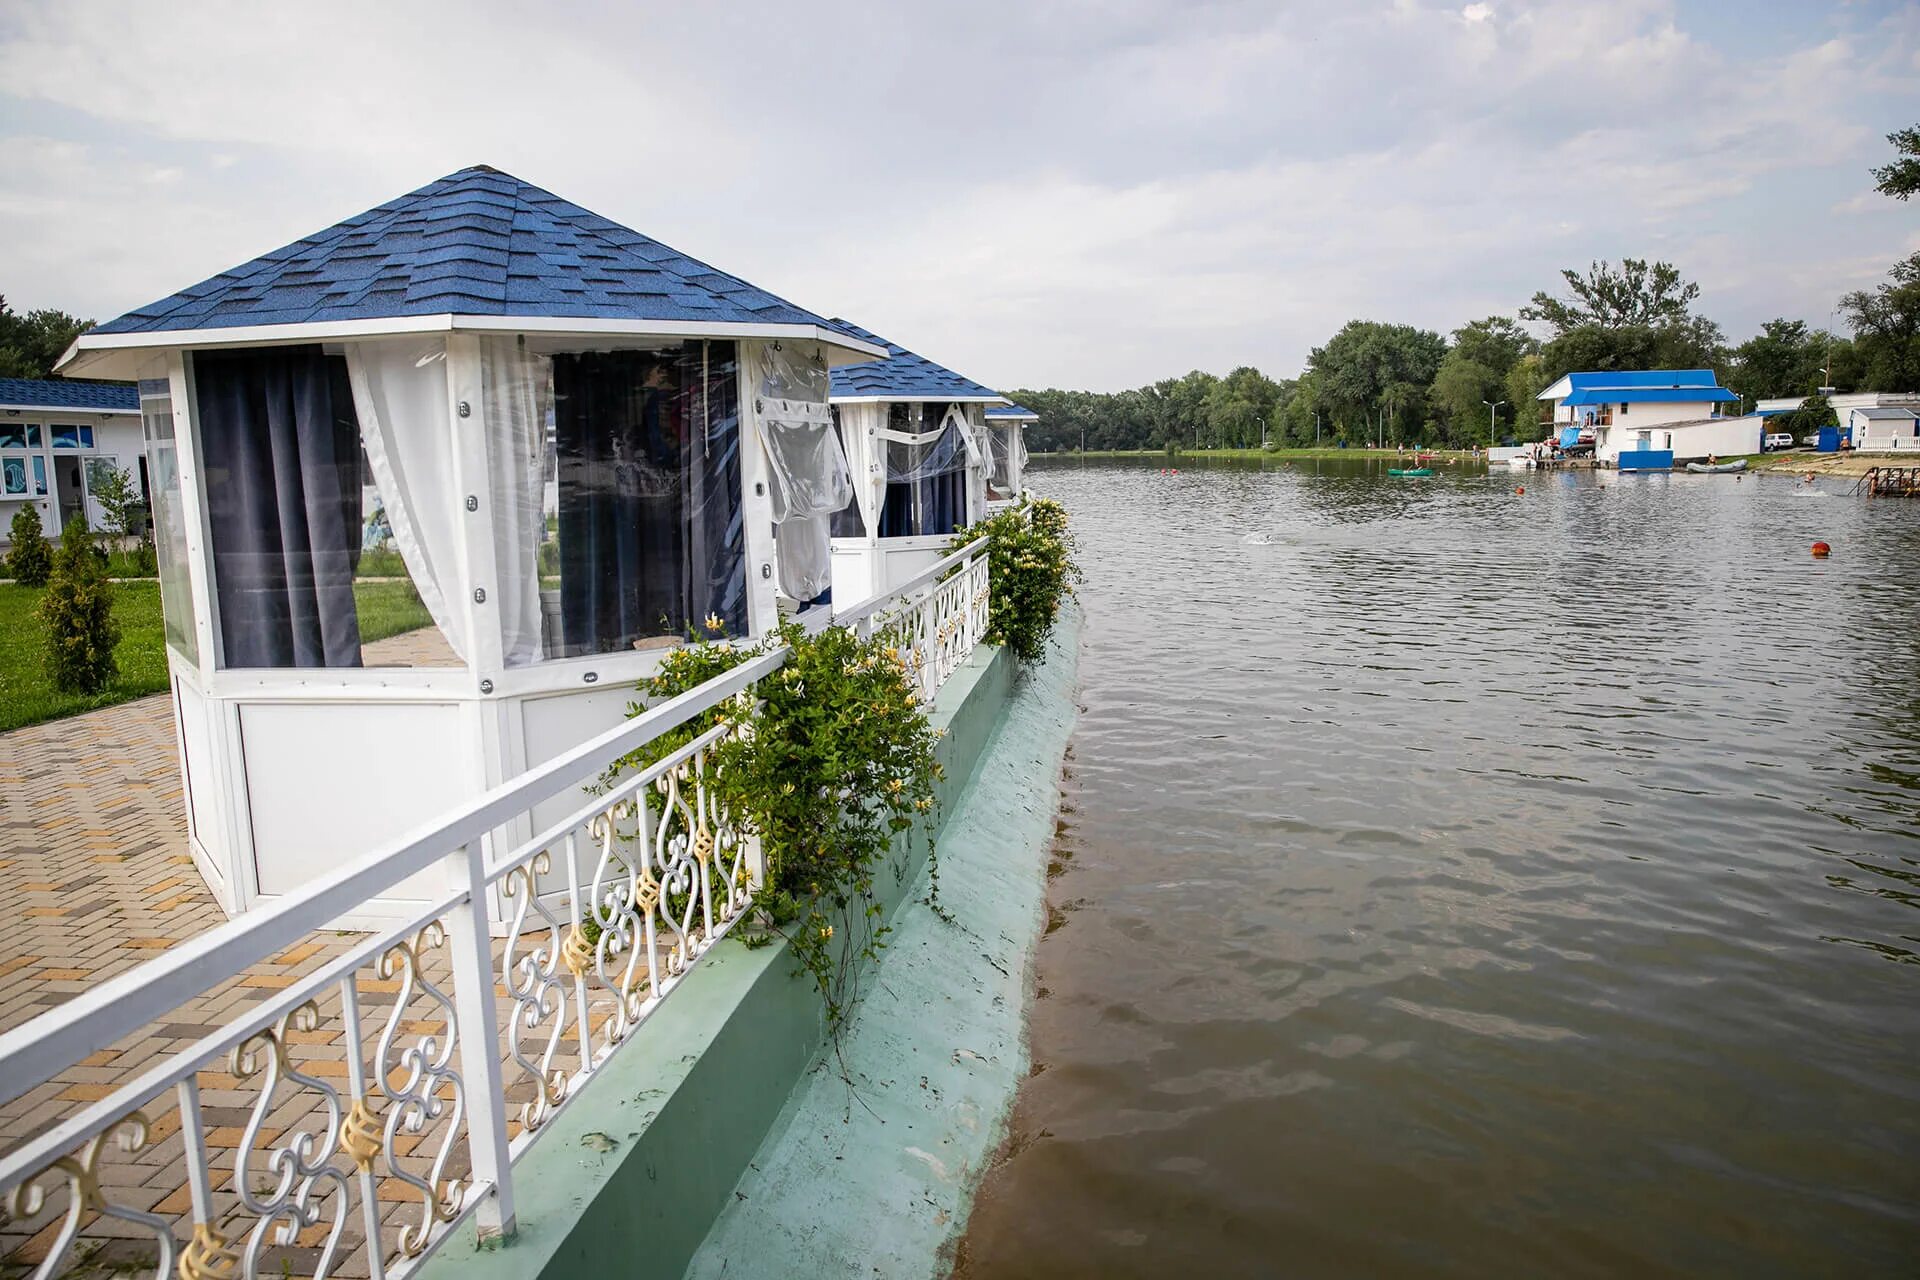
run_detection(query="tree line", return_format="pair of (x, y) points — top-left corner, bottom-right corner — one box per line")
(1014, 250), (1920, 453)
(1014, 128), (1920, 454)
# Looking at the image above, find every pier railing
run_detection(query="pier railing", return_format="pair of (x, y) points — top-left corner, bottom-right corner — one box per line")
(0, 541), (992, 1279)
(833, 536), (991, 705)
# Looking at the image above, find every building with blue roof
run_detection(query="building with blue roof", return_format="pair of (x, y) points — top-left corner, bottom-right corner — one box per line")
(818, 322), (1010, 604)
(0, 377), (147, 540)
(1536, 369), (1761, 465)
(49, 164), (886, 926)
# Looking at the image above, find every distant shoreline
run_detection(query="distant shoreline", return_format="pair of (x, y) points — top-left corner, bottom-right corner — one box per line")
(1030, 446), (1486, 461)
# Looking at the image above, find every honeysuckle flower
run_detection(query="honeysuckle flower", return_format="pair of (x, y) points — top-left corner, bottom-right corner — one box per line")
(703, 613), (724, 633)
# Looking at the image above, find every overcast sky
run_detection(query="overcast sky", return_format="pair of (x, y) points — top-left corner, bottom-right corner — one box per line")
(2, 0), (1916, 391)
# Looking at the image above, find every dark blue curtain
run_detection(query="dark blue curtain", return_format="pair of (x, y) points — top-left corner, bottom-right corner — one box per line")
(918, 469), (965, 536)
(551, 343), (744, 655)
(194, 346), (362, 668)
(676, 341), (746, 635)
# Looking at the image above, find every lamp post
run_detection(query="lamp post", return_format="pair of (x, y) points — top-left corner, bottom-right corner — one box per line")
(1258, 416), (1267, 450)
(1483, 399), (1507, 449)
(1315, 410), (1321, 447)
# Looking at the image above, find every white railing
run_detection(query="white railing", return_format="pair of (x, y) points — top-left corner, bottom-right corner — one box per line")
(832, 537), (991, 705)
(0, 651), (780, 1280)
(0, 540), (995, 1280)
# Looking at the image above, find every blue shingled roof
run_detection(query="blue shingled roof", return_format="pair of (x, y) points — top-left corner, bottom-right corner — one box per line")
(0, 377), (139, 412)
(987, 402), (1038, 420)
(1566, 369), (1720, 390)
(1564, 386), (1737, 407)
(826, 321), (1007, 402)
(92, 166), (855, 337)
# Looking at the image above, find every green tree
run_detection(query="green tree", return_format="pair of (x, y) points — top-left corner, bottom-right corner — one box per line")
(1775, 393), (1838, 440)
(1204, 366), (1285, 448)
(7, 504), (52, 585)
(1872, 124), (1920, 202)
(1727, 318), (1837, 402)
(1308, 321), (1446, 445)
(87, 463), (147, 548)
(1430, 316), (1534, 443)
(0, 296), (94, 379)
(1522, 258), (1701, 333)
(1505, 353), (1550, 437)
(1839, 251), (1920, 390)
(40, 514), (120, 694)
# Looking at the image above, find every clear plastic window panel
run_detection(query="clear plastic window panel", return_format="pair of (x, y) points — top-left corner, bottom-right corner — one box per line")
(140, 379), (198, 666)
(483, 337), (748, 659)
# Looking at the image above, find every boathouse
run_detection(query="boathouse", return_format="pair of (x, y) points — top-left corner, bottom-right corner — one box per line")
(1847, 404), (1920, 452)
(1540, 369), (1738, 451)
(53, 164), (885, 923)
(0, 377), (146, 541)
(985, 401), (1037, 509)
(825, 320), (1008, 602)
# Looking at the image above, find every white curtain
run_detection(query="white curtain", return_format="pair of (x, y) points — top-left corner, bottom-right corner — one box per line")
(347, 338), (469, 661)
(754, 342), (847, 601)
(835, 401), (885, 535)
(478, 337), (547, 666)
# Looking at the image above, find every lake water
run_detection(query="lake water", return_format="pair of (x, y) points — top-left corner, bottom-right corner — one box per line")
(955, 457), (1920, 1279)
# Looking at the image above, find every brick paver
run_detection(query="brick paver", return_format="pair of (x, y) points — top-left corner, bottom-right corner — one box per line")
(0, 626), (552, 1278)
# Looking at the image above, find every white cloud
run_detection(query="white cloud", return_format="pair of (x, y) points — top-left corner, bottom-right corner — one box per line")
(0, 0), (1915, 389)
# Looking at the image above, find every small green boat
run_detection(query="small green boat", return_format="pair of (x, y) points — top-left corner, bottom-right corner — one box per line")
(1388, 467), (1434, 478)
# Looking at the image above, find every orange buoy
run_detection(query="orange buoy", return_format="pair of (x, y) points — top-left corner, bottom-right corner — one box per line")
(1811, 541), (1831, 558)
(1515, 485), (1525, 495)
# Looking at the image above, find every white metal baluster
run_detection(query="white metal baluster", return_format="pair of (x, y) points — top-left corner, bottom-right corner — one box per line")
(695, 748), (715, 944)
(564, 831), (594, 1072)
(338, 975), (387, 1280)
(176, 1076), (236, 1278)
(442, 843), (516, 1242)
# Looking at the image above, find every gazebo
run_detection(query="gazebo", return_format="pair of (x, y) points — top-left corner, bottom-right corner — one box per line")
(822, 320), (1008, 604)
(57, 165), (882, 924)
(983, 402), (1037, 510)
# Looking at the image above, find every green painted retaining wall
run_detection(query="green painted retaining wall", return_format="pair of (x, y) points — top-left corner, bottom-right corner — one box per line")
(417, 643), (1014, 1280)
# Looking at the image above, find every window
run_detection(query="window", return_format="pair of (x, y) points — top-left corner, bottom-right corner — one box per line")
(50, 424), (94, 449)
(478, 337), (748, 660)
(828, 407), (865, 537)
(0, 422), (42, 496)
(880, 402), (969, 538)
(1619, 402), (1629, 416)
(141, 378), (198, 665)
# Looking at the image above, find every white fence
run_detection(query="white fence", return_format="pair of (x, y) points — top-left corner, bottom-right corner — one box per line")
(0, 540), (991, 1279)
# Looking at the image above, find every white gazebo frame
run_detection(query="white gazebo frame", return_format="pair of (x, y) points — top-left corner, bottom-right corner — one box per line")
(63, 315), (881, 927)
(829, 390), (1004, 604)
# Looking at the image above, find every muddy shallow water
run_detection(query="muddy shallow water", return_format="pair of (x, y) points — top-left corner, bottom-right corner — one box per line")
(956, 458), (1920, 1279)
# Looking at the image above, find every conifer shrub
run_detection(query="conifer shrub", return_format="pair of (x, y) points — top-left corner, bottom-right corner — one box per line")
(7, 504), (52, 586)
(40, 515), (120, 694)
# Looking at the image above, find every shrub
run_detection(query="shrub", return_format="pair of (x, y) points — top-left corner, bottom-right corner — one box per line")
(40, 515), (120, 694)
(7, 504), (52, 586)
(949, 496), (1080, 663)
(612, 617), (943, 1037)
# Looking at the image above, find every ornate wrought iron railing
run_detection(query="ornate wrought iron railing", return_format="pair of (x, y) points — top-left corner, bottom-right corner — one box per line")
(0, 540), (995, 1280)
(833, 537), (991, 705)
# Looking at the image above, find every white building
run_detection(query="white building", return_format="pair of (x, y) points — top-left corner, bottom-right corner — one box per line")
(1537, 369), (1756, 464)
(1846, 405), (1920, 452)
(824, 321), (1008, 605)
(55, 165), (884, 923)
(984, 402), (1036, 511)
(1753, 391), (1920, 451)
(0, 377), (148, 542)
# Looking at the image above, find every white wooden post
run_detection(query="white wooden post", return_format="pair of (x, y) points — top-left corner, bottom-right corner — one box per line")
(443, 841), (516, 1240)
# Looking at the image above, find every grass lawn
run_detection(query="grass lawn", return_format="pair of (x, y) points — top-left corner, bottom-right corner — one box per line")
(0, 580), (434, 733)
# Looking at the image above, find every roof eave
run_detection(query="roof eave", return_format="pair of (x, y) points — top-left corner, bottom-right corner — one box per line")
(830, 393), (1010, 405)
(0, 401), (139, 416)
(59, 315), (887, 380)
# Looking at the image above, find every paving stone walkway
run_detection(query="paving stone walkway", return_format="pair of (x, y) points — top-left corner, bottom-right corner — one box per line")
(0, 627), (499, 1276)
